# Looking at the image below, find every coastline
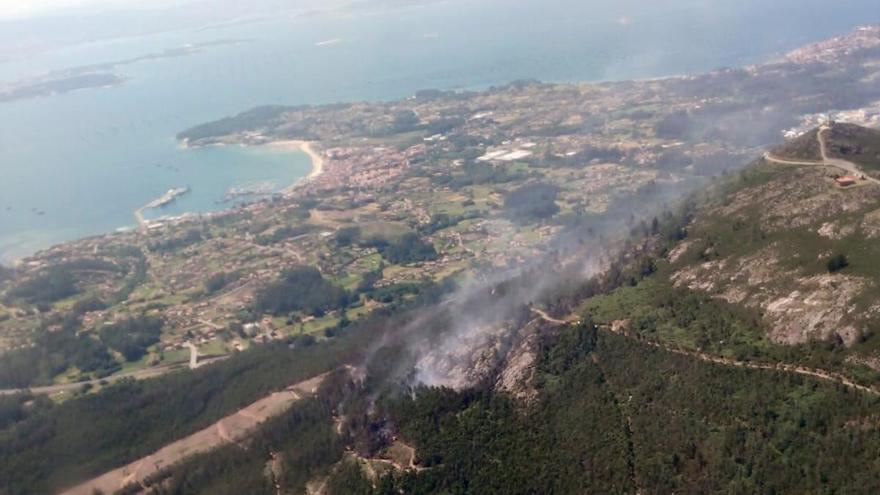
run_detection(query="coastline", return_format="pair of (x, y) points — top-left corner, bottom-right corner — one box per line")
(267, 140), (325, 192)
(134, 207), (148, 235)
(129, 139), (323, 236)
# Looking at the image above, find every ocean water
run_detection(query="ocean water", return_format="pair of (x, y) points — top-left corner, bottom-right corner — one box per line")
(1, 0), (879, 262)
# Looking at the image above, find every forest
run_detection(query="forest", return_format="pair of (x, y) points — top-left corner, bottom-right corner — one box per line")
(0, 316), (117, 388)
(98, 315), (164, 362)
(326, 323), (880, 494)
(6, 265), (77, 306)
(253, 266), (352, 316)
(0, 338), (358, 494)
(504, 182), (561, 222)
(378, 233), (438, 265)
(0, 278), (455, 495)
(76, 318), (880, 495)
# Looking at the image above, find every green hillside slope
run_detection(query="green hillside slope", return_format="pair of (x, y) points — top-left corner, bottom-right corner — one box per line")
(586, 123), (880, 389)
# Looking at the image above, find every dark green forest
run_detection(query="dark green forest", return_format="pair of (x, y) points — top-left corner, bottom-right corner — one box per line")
(378, 233), (438, 265)
(65, 319), (880, 495)
(0, 336), (363, 494)
(0, 280), (454, 495)
(504, 182), (561, 222)
(6, 266), (77, 305)
(99, 315), (164, 361)
(253, 265), (352, 316)
(329, 324), (880, 494)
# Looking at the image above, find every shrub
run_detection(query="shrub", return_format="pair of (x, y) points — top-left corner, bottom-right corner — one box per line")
(826, 254), (849, 273)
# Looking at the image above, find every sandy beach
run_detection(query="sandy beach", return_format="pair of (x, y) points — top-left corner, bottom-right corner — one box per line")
(269, 140), (325, 192)
(130, 139), (323, 234)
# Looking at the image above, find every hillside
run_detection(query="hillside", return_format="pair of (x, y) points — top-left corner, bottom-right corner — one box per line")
(772, 122), (880, 172)
(4, 25), (880, 493)
(587, 123), (880, 386)
(5, 126), (880, 495)
(824, 123), (880, 171)
(6, 24), (880, 397)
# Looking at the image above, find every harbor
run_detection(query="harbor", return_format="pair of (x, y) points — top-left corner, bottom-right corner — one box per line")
(134, 187), (191, 234)
(145, 187), (190, 209)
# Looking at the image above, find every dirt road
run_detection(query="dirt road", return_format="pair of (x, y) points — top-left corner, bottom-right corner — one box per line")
(60, 373), (328, 495)
(531, 308), (879, 396)
(606, 325), (879, 396)
(764, 125), (880, 186)
(530, 307), (573, 325)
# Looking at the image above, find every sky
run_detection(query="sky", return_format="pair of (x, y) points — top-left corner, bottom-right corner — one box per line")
(0, 0), (336, 60)
(0, 0), (181, 20)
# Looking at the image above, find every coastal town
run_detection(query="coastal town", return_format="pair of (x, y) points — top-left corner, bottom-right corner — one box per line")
(3, 25), (880, 396)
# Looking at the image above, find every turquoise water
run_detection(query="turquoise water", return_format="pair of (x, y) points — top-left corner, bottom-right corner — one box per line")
(1, 0), (879, 262)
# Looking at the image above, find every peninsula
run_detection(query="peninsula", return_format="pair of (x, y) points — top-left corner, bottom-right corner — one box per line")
(3, 25), (880, 495)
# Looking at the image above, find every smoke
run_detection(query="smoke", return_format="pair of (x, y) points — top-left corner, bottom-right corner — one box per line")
(355, 212), (636, 392)
(369, 165), (725, 391)
(266, 135), (726, 410)
(409, 257), (601, 389)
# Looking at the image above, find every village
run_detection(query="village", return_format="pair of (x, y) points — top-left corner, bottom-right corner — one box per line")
(3, 24), (880, 394)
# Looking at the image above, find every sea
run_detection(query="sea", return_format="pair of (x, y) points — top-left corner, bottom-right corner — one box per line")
(1, 0), (879, 262)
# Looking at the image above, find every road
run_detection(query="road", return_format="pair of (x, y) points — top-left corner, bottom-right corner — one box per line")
(530, 307), (879, 396)
(133, 207), (149, 235)
(530, 307), (574, 325)
(816, 126), (880, 185)
(60, 373), (328, 495)
(0, 355), (229, 396)
(764, 125), (880, 186)
(184, 341), (199, 369)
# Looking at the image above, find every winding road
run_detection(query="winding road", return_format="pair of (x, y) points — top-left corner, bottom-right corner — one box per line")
(530, 307), (879, 396)
(764, 125), (880, 186)
(530, 307), (572, 325)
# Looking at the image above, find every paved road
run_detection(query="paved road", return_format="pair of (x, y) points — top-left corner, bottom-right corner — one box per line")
(184, 342), (199, 369)
(764, 125), (880, 186)
(0, 355), (229, 396)
(816, 126), (880, 185)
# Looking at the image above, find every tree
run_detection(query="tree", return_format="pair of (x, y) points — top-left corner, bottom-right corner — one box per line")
(205, 271), (238, 294)
(503, 183), (561, 222)
(380, 233), (437, 264)
(7, 266), (77, 305)
(99, 315), (164, 362)
(334, 226), (361, 247)
(826, 254), (849, 273)
(253, 266), (351, 316)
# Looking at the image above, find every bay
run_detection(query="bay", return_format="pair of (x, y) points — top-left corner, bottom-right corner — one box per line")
(1, 0), (878, 262)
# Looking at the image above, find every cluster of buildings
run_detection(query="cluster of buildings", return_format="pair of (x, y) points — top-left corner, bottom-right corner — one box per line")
(784, 25), (880, 65)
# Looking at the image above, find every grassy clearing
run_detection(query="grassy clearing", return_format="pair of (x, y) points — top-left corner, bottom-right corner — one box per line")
(119, 352), (154, 374)
(332, 272), (362, 291)
(200, 338), (229, 356)
(301, 315), (341, 336)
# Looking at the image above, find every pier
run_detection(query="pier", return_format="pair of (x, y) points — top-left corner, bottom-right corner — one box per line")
(133, 187), (190, 235)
